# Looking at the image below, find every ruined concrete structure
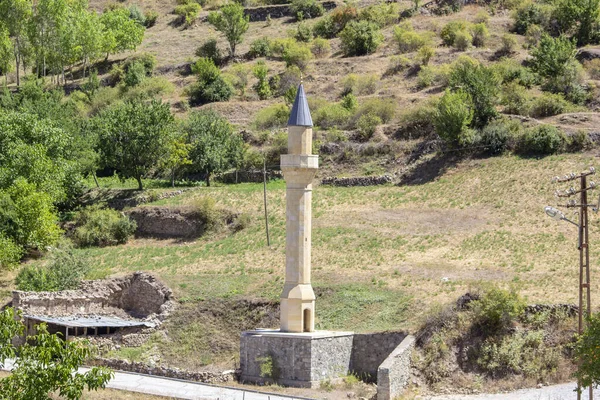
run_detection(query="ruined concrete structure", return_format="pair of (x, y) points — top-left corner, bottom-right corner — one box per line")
(13, 272), (175, 338)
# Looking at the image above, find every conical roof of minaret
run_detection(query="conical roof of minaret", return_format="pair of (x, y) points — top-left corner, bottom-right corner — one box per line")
(287, 84), (313, 127)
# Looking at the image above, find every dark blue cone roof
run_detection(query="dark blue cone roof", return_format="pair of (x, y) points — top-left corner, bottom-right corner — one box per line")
(287, 84), (313, 127)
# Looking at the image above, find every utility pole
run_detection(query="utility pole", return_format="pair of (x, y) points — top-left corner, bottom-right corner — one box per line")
(263, 158), (270, 247)
(547, 167), (597, 400)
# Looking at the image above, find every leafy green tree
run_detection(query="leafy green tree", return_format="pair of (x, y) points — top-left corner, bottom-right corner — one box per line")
(161, 133), (192, 187)
(0, 0), (33, 86)
(575, 313), (600, 390)
(94, 100), (174, 190)
(183, 109), (244, 186)
(188, 57), (233, 105)
(434, 89), (474, 147)
(253, 60), (271, 100)
(339, 20), (383, 56)
(0, 308), (113, 400)
(0, 234), (22, 270)
(0, 23), (13, 82)
(208, 2), (249, 58)
(100, 8), (145, 61)
(74, 7), (103, 78)
(553, 0), (600, 46)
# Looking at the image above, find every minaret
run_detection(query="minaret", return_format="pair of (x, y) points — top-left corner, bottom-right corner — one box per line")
(280, 84), (318, 333)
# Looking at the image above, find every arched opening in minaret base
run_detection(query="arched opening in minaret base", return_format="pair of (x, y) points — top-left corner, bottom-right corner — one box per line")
(303, 309), (311, 332)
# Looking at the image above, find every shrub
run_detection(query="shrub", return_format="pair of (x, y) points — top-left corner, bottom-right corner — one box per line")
(72, 206), (137, 247)
(479, 118), (521, 155)
(525, 24), (543, 48)
(341, 74), (378, 96)
(417, 46), (435, 65)
(528, 92), (572, 118)
(196, 38), (222, 65)
(474, 10), (489, 25)
(145, 10), (158, 27)
(188, 58), (234, 105)
(339, 20), (383, 56)
(575, 313), (600, 388)
(417, 66), (436, 88)
(295, 22), (313, 42)
(398, 101), (438, 138)
(386, 55), (411, 75)
(355, 98), (396, 123)
(357, 113), (382, 141)
(584, 59), (600, 80)
(123, 61), (146, 87)
(174, 2), (202, 26)
(228, 64), (249, 95)
(472, 286), (526, 332)
(248, 38), (272, 59)
(192, 197), (223, 231)
(15, 248), (90, 292)
(449, 59), (499, 127)
(440, 20), (470, 46)
(512, 1), (552, 34)
(358, 3), (399, 27)
(491, 58), (538, 88)
(394, 25), (433, 53)
(453, 30), (472, 51)
(0, 234), (22, 270)
(276, 65), (302, 97)
(434, 89), (474, 147)
(313, 5), (357, 38)
(341, 93), (358, 111)
(253, 103), (290, 129)
(313, 103), (352, 129)
(128, 4), (146, 25)
(500, 82), (530, 115)
(123, 77), (176, 101)
(253, 60), (271, 100)
(290, 0), (324, 20)
(518, 125), (566, 155)
(310, 38), (330, 58)
(282, 41), (313, 70)
(568, 130), (593, 152)
(530, 34), (579, 91)
(124, 53), (156, 76)
(471, 23), (489, 47)
(500, 33), (518, 55)
(232, 213), (251, 232)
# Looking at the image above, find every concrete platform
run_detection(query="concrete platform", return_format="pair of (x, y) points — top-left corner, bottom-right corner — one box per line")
(240, 330), (354, 388)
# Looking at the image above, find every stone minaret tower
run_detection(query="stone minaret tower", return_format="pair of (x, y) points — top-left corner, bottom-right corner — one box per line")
(280, 84), (317, 333)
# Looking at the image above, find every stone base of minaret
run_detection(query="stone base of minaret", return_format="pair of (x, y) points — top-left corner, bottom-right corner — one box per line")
(239, 329), (354, 388)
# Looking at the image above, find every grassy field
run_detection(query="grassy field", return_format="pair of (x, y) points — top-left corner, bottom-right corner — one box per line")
(24, 151), (594, 370)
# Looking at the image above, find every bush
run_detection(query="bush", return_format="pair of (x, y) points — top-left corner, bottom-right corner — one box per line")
(569, 130), (593, 152)
(145, 10), (158, 27)
(500, 82), (530, 115)
(386, 55), (411, 75)
(398, 101), (438, 138)
(512, 1), (552, 34)
(290, 0), (324, 20)
(310, 38), (330, 58)
(124, 53), (156, 76)
(479, 118), (521, 155)
(231, 213), (251, 232)
(249, 38), (272, 59)
(282, 41), (313, 70)
(313, 5), (357, 38)
(453, 30), (472, 51)
(358, 3), (399, 27)
(72, 206), (137, 247)
(0, 234), (22, 270)
(253, 103), (290, 129)
(584, 59), (600, 79)
(417, 66), (436, 88)
(313, 103), (352, 129)
(355, 98), (396, 123)
(188, 58), (234, 105)
(575, 313), (600, 388)
(295, 22), (313, 42)
(528, 92), (573, 118)
(393, 22), (433, 53)
(500, 34), (518, 55)
(253, 60), (271, 100)
(192, 197), (223, 231)
(15, 248), (90, 292)
(417, 46), (435, 66)
(472, 286), (526, 332)
(123, 61), (147, 87)
(341, 93), (358, 111)
(525, 24), (543, 48)
(128, 4), (146, 25)
(228, 64), (249, 96)
(122, 77), (176, 102)
(491, 58), (538, 88)
(474, 10), (489, 25)
(342, 74), (379, 96)
(449, 59), (499, 127)
(196, 38), (222, 65)
(518, 125), (566, 155)
(357, 113), (382, 141)
(471, 23), (489, 47)
(434, 89), (474, 147)
(440, 20), (470, 46)
(174, 2), (202, 26)
(339, 20), (383, 56)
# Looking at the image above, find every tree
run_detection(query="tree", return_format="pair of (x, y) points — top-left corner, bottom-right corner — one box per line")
(74, 7), (103, 78)
(207, 3), (249, 58)
(0, 23), (13, 83)
(434, 89), (474, 147)
(161, 132), (192, 187)
(94, 100), (174, 190)
(553, 0), (600, 46)
(100, 8), (145, 61)
(183, 109), (244, 186)
(0, 308), (113, 400)
(0, 0), (33, 86)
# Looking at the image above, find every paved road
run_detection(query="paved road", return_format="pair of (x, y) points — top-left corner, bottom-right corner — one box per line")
(3, 360), (306, 400)
(420, 382), (587, 400)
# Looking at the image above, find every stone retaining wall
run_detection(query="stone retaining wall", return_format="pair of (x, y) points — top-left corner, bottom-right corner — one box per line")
(217, 170), (283, 184)
(89, 358), (235, 384)
(351, 332), (408, 381)
(376, 335), (415, 400)
(321, 175), (393, 187)
(126, 207), (209, 238)
(108, 189), (190, 210)
(243, 1), (338, 22)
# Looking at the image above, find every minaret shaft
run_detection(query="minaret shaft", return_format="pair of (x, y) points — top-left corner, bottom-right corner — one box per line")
(280, 86), (317, 333)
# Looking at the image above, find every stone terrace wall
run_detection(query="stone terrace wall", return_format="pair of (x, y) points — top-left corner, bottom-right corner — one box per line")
(126, 207), (208, 238)
(13, 272), (175, 321)
(350, 332), (407, 381)
(377, 335), (415, 400)
(244, 1), (338, 22)
(321, 175), (393, 187)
